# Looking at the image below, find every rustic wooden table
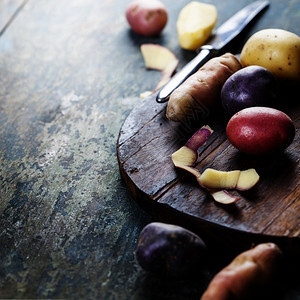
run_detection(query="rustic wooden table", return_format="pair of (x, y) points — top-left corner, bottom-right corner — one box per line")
(0, 0), (299, 299)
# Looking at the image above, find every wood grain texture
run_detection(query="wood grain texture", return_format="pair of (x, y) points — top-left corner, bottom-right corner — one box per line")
(1, 0), (300, 298)
(117, 89), (300, 255)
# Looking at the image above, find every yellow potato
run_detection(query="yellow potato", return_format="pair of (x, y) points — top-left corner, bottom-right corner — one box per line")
(240, 29), (300, 81)
(176, 1), (217, 51)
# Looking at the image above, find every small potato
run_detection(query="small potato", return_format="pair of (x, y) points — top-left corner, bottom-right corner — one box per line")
(226, 107), (295, 155)
(136, 222), (207, 276)
(125, 0), (168, 37)
(221, 65), (278, 115)
(240, 29), (300, 81)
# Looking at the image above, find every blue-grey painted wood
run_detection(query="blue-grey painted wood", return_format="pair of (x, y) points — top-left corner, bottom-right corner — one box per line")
(0, 0), (299, 298)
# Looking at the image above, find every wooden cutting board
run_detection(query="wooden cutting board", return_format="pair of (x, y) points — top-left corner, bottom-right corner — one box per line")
(117, 89), (300, 255)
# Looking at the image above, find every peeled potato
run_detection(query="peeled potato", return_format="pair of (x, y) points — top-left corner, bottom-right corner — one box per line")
(176, 1), (217, 51)
(240, 29), (300, 81)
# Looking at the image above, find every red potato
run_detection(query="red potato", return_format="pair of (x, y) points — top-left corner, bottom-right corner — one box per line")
(125, 0), (168, 37)
(166, 53), (242, 122)
(201, 243), (283, 300)
(226, 107), (295, 155)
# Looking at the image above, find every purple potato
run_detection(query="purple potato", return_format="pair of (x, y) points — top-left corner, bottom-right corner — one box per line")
(135, 222), (207, 276)
(221, 65), (278, 115)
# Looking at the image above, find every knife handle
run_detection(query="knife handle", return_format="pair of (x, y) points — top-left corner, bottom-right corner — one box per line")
(156, 45), (218, 103)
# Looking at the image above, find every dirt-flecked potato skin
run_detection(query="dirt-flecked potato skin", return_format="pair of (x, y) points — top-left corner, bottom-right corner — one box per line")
(135, 222), (207, 276)
(166, 53), (242, 122)
(240, 29), (300, 81)
(201, 243), (283, 300)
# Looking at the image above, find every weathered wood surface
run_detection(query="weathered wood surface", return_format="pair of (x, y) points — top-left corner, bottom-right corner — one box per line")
(117, 89), (300, 253)
(1, 0), (300, 298)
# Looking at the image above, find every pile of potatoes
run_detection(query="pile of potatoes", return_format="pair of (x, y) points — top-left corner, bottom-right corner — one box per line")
(136, 222), (283, 299)
(126, 2), (298, 298)
(125, 0), (299, 155)
(167, 28), (299, 155)
(125, 0), (217, 50)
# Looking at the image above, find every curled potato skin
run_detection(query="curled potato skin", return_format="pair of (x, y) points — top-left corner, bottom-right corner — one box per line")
(201, 243), (283, 300)
(166, 53), (242, 122)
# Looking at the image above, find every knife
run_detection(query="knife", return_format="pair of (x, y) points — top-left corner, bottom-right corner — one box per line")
(156, 0), (269, 103)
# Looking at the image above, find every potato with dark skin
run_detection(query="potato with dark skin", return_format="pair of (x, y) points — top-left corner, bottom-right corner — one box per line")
(221, 65), (278, 115)
(201, 243), (283, 300)
(135, 222), (208, 276)
(166, 53), (242, 122)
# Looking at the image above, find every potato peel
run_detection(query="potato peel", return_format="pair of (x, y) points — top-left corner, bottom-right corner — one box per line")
(140, 44), (179, 92)
(198, 168), (260, 191)
(209, 190), (239, 204)
(171, 126), (259, 204)
(171, 126), (238, 204)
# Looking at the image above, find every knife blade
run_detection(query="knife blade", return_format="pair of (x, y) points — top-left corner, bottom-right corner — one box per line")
(156, 0), (269, 103)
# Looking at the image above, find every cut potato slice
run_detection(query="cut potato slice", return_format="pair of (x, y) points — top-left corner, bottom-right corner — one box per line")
(177, 1), (217, 50)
